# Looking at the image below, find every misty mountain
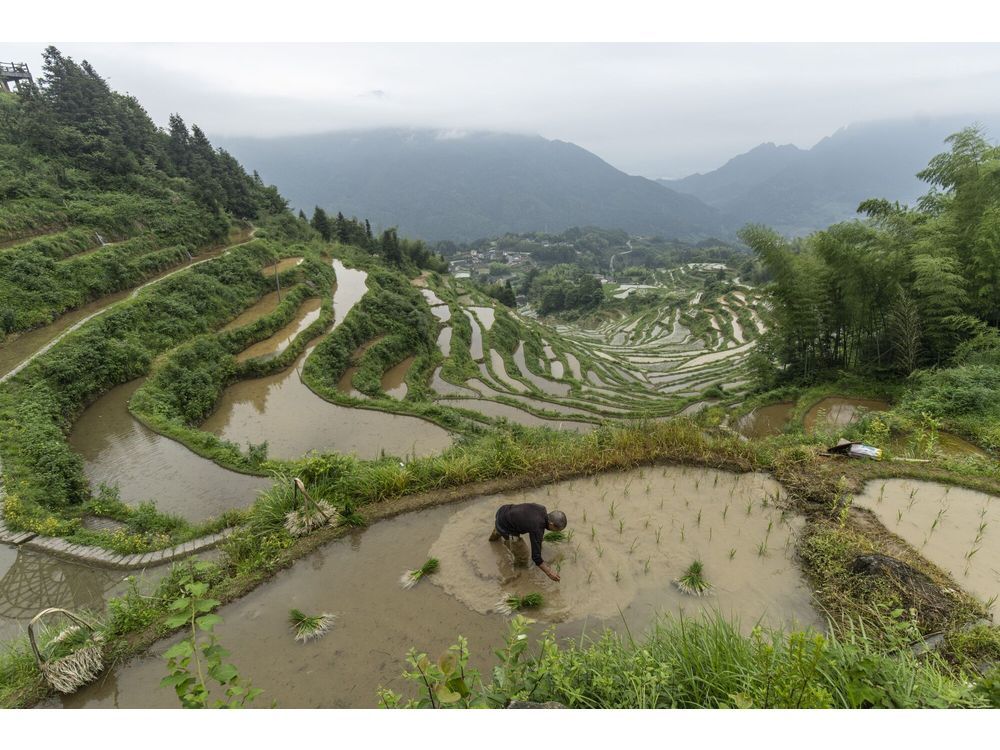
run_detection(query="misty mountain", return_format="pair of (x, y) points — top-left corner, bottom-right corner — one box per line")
(219, 129), (727, 243)
(660, 117), (1000, 236)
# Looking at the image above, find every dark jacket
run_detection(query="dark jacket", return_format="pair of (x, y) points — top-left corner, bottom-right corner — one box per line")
(495, 503), (548, 566)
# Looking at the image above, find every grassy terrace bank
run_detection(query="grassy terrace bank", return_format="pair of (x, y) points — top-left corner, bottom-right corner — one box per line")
(2, 418), (999, 707)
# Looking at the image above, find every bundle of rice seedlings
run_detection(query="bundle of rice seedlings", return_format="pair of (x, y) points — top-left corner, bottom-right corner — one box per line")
(495, 592), (544, 615)
(543, 531), (566, 543)
(284, 500), (338, 537)
(399, 558), (439, 589)
(288, 609), (336, 643)
(29, 609), (105, 694)
(674, 560), (712, 596)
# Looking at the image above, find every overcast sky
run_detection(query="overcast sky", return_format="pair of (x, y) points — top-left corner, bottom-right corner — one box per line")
(6, 43), (1000, 177)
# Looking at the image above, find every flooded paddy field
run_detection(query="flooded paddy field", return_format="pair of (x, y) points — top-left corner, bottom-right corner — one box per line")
(0, 545), (165, 644)
(803, 397), (889, 433)
(69, 379), (271, 521)
(736, 402), (795, 438)
(234, 296), (322, 362)
(60, 466), (819, 708)
(854, 479), (999, 616)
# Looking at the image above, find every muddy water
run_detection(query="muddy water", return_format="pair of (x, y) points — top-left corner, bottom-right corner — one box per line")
(201, 260), (452, 460)
(431, 367), (477, 397)
(336, 366), (364, 398)
(0, 546), (165, 644)
(202, 350), (450, 459)
(550, 360), (565, 379)
(68, 379), (271, 521)
(737, 402), (795, 439)
(677, 341), (755, 370)
(464, 310), (484, 360)
(888, 432), (991, 459)
(803, 397), (889, 433)
(565, 353), (582, 380)
(235, 297), (321, 362)
(430, 305), (451, 322)
(263, 256), (304, 276)
(471, 306), (495, 331)
(221, 291), (282, 332)
(445, 399), (595, 433)
(854, 479), (999, 616)
(436, 327), (452, 357)
(63, 467), (818, 709)
(513, 343), (570, 397)
(381, 356), (415, 399)
(420, 288), (445, 307)
(489, 350), (528, 393)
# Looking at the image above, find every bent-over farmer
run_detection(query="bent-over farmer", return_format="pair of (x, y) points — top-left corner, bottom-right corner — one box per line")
(489, 503), (567, 582)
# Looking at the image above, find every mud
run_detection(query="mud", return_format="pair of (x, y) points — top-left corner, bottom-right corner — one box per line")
(221, 291), (283, 332)
(381, 356), (415, 399)
(803, 397), (889, 433)
(235, 297), (322, 362)
(854, 479), (999, 616)
(61, 467), (818, 708)
(736, 402), (795, 439)
(68, 379), (271, 521)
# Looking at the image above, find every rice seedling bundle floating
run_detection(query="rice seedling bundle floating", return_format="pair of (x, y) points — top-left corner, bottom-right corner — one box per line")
(28, 608), (105, 694)
(400, 558), (439, 589)
(543, 530), (566, 543)
(288, 609), (336, 643)
(496, 592), (544, 615)
(673, 560), (713, 596)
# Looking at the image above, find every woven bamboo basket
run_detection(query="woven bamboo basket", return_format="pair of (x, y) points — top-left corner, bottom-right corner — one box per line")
(28, 608), (105, 694)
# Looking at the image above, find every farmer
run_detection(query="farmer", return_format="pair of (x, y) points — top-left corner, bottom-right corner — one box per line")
(489, 503), (567, 582)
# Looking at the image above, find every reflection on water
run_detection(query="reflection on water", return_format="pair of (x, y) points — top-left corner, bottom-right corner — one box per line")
(381, 356), (414, 400)
(736, 402), (795, 438)
(803, 397), (889, 433)
(0, 545), (157, 644)
(235, 297), (322, 362)
(68, 379), (271, 522)
(201, 261), (452, 460)
(855, 479), (999, 616)
(470, 306), (495, 330)
(464, 310), (484, 360)
(513, 342), (570, 397)
(63, 467), (819, 708)
(436, 327), (452, 357)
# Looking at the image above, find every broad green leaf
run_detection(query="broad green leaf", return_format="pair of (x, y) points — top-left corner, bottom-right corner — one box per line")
(164, 614), (190, 629)
(194, 598), (221, 613)
(438, 653), (457, 675)
(434, 683), (462, 704)
(210, 662), (239, 684)
(168, 597), (191, 611)
(164, 640), (194, 660)
(196, 614), (223, 632)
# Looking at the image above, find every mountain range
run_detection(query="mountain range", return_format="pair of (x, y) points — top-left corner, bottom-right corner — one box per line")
(220, 130), (726, 243)
(660, 116), (999, 236)
(220, 116), (999, 243)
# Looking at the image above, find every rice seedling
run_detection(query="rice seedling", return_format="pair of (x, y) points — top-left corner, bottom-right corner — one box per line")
(283, 500), (339, 538)
(713, 475), (719, 487)
(565, 529), (575, 542)
(766, 519), (773, 536)
(643, 518), (650, 530)
(659, 499), (664, 510)
(674, 560), (712, 596)
(728, 548), (736, 560)
(591, 525), (598, 541)
(756, 540), (768, 557)
(399, 558), (439, 589)
(644, 557), (651, 574)
(645, 483), (651, 494)
(877, 484), (886, 504)
(629, 537), (639, 554)
(609, 499), (617, 518)
(709, 527), (713, 542)
(587, 570), (594, 584)
(965, 546), (981, 561)
(544, 530), (566, 543)
(896, 509), (903, 524)
(694, 479), (700, 490)
(596, 542), (604, 558)
(288, 609), (336, 643)
(497, 593), (544, 614)
(582, 509), (587, 523)
(614, 569), (621, 583)
(745, 499), (754, 516)
(722, 504), (729, 521)
(618, 519), (625, 535)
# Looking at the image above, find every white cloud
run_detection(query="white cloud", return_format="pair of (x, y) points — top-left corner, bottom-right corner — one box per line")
(5, 43), (1000, 177)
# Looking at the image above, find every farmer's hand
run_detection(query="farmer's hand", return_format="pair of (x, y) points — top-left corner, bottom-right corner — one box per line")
(540, 562), (560, 582)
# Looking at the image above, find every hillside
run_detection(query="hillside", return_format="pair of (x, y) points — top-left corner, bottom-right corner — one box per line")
(661, 117), (1000, 235)
(219, 129), (728, 242)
